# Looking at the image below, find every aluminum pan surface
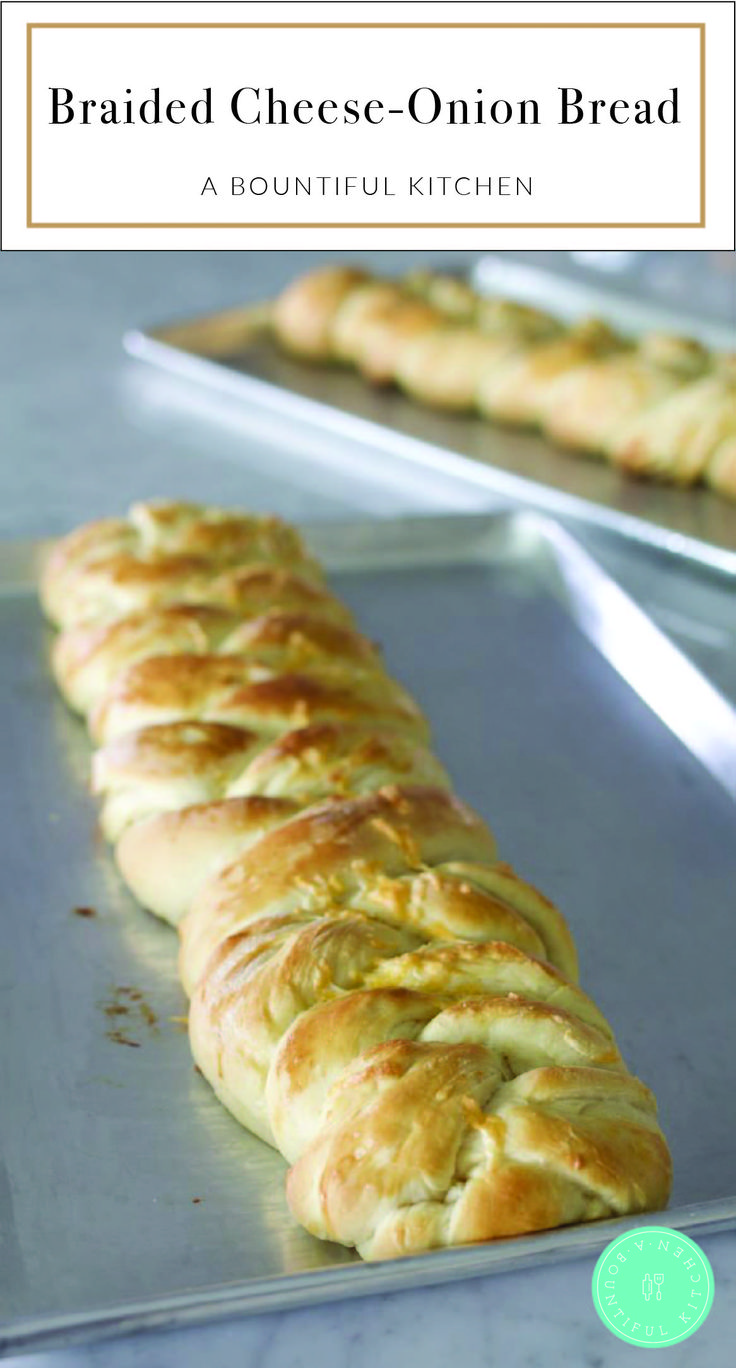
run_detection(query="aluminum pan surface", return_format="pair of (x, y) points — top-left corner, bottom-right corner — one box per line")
(125, 317), (736, 575)
(1, 513), (735, 1353)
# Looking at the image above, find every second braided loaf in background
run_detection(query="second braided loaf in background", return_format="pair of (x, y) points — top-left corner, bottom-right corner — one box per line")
(269, 265), (736, 499)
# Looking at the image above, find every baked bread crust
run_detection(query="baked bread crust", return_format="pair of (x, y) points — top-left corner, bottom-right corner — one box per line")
(287, 1060), (670, 1258)
(89, 651), (429, 745)
(94, 718), (449, 841)
(539, 333), (709, 457)
(40, 500), (322, 628)
(610, 366), (736, 485)
(41, 499), (672, 1259)
(476, 320), (623, 426)
(53, 591), (354, 714)
(176, 785), (581, 993)
(272, 265), (369, 360)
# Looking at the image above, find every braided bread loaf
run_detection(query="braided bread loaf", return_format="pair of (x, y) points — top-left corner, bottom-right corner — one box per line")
(269, 265), (736, 499)
(42, 499), (671, 1259)
(40, 499), (323, 629)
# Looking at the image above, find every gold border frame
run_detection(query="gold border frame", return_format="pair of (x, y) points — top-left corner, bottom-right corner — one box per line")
(26, 22), (706, 229)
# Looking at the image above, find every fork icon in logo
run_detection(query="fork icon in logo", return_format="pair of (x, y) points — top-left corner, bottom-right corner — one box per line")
(654, 1274), (664, 1300)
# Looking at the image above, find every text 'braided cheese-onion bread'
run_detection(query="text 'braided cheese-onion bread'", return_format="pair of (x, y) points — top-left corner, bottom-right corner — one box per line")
(41, 498), (672, 1259)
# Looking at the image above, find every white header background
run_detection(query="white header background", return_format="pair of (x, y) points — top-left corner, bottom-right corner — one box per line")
(2, 0), (734, 249)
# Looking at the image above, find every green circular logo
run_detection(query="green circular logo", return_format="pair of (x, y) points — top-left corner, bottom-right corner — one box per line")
(591, 1226), (714, 1347)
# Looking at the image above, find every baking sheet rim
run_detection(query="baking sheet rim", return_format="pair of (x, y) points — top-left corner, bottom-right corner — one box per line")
(3, 1200), (734, 1355)
(123, 325), (736, 580)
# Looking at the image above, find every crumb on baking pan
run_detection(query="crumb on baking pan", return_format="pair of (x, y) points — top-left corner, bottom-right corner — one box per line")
(106, 1030), (141, 1049)
(98, 985), (160, 1047)
(72, 905), (97, 918)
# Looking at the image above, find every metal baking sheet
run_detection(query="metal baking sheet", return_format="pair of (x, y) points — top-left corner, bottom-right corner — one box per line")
(125, 311), (736, 576)
(472, 255), (736, 350)
(1, 512), (736, 1355)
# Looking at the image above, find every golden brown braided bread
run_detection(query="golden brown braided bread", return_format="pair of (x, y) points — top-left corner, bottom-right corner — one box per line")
(405, 269), (563, 343)
(539, 332), (709, 457)
(610, 358), (736, 489)
(404, 269), (482, 322)
(288, 1049), (668, 1258)
(394, 295), (563, 412)
(708, 430), (736, 498)
(89, 650), (429, 746)
(179, 786), (669, 1249)
(93, 720), (449, 841)
(267, 265), (736, 500)
(40, 499), (322, 628)
(332, 281), (441, 384)
(178, 786), (577, 995)
(474, 318), (624, 426)
(395, 326), (537, 413)
(272, 265), (369, 360)
(53, 591), (355, 715)
(42, 499), (671, 1259)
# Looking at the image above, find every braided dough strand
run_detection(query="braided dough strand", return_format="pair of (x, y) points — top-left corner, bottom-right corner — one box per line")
(40, 500), (323, 628)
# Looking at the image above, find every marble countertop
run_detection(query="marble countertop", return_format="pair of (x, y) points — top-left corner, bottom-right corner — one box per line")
(12, 1236), (736, 1368)
(0, 250), (733, 1367)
